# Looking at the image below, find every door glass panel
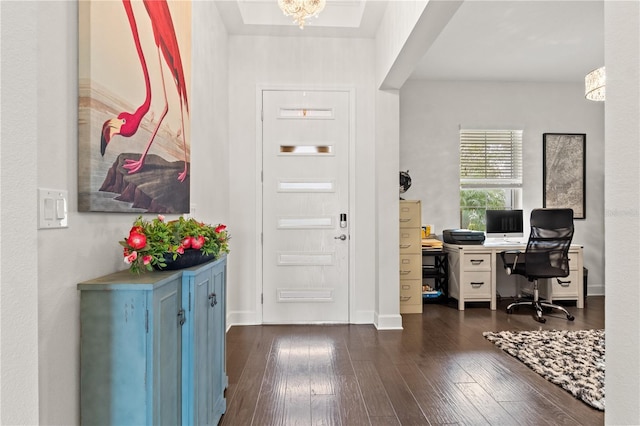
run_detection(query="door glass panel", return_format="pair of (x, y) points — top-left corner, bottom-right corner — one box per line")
(278, 180), (334, 192)
(277, 252), (334, 266)
(277, 217), (333, 229)
(280, 145), (333, 155)
(278, 108), (333, 119)
(277, 289), (333, 302)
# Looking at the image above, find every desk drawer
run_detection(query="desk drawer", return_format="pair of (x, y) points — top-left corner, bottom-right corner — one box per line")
(399, 230), (421, 253)
(399, 254), (421, 280)
(461, 253), (491, 271)
(550, 270), (579, 298)
(462, 271), (492, 298)
(568, 251), (579, 271)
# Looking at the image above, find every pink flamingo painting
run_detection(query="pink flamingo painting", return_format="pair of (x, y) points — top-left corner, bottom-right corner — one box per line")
(100, 0), (189, 182)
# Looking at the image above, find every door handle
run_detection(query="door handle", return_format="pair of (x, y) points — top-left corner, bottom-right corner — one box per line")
(334, 234), (347, 241)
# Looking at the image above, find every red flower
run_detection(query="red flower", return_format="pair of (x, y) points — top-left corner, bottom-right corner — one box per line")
(130, 225), (144, 234)
(176, 246), (185, 255)
(191, 235), (205, 250)
(127, 231), (147, 250)
(215, 224), (226, 233)
(124, 251), (138, 264)
(142, 255), (152, 265)
(181, 236), (193, 249)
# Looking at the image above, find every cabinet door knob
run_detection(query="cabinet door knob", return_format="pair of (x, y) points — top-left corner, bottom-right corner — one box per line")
(209, 293), (217, 307)
(177, 309), (186, 326)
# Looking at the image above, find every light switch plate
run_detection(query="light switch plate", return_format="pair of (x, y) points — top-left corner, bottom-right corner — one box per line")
(38, 188), (68, 229)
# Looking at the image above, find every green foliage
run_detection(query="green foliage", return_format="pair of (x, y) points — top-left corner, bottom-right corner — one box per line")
(120, 215), (230, 274)
(460, 189), (507, 230)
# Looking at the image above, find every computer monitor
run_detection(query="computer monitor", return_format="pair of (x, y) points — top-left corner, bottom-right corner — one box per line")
(485, 209), (524, 239)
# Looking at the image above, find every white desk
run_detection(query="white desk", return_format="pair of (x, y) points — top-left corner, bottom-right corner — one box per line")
(444, 242), (584, 311)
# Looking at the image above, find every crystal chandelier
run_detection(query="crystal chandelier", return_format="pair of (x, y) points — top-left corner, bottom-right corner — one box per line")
(585, 66), (606, 101)
(278, 0), (326, 29)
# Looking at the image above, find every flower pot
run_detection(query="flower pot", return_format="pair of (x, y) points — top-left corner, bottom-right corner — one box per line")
(155, 249), (216, 271)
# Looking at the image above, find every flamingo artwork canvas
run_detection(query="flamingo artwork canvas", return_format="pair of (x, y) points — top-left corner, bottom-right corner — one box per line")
(78, 0), (191, 213)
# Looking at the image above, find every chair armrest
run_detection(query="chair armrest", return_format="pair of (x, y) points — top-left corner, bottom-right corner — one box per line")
(500, 250), (522, 275)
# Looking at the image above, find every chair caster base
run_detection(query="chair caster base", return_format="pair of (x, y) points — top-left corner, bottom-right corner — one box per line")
(505, 299), (574, 323)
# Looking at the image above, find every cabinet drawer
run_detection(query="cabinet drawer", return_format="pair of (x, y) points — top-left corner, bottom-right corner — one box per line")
(399, 201), (421, 228)
(461, 253), (491, 271)
(462, 271), (492, 298)
(550, 270), (579, 298)
(399, 254), (421, 280)
(399, 230), (421, 253)
(400, 279), (421, 304)
(567, 251), (579, 270)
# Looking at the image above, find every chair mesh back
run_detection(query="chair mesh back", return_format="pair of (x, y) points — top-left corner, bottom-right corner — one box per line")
(525, 208), (574, 278)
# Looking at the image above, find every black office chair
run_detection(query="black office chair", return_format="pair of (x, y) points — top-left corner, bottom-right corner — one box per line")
(499, 208), (575, 323)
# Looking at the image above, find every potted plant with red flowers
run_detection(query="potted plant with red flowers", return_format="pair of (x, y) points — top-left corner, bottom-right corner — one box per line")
(121, 215), (230, 273)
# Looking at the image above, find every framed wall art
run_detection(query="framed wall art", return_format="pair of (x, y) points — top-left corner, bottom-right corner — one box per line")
(543, 133), (586, 219)
(78, 0), (192, 213)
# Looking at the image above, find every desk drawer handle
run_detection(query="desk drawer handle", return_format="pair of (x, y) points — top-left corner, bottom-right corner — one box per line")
(400, 270), (411, 275)
(400, 296), (412, 301)
(399, 218), (411, 222)
(399, 244), (411, 249)
(470, 259), (484, 265)
(556, 279), (571, 286)
(470, 282), (485, 287)
(401, 284), (411, 290)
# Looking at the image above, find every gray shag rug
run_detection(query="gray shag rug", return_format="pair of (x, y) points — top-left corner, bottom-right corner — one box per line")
(483, 329), (605, 411)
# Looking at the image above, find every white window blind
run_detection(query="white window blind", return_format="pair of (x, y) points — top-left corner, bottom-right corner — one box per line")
(460, 129), (523, 188)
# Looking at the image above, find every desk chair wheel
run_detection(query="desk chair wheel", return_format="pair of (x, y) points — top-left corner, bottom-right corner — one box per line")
(534, 308), (546, 323)
(567, 314), (575, 321)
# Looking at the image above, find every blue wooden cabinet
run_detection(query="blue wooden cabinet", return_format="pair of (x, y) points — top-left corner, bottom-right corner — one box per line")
(78, 257), (227, 425)
(182, 257), (227, 425)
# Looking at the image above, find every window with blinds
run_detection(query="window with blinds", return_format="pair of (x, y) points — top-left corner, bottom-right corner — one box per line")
(460, 130), (523, 187)
(459, 129), (523, 230)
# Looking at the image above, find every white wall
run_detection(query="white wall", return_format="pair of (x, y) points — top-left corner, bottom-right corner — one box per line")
(227, 35), (381, 326)
(0, 1), (228, 424)
(400, 80), (605, 295)
(604, 1), (640, 423)
(375, 0), (462, 90)
(0, 2), (40, 424)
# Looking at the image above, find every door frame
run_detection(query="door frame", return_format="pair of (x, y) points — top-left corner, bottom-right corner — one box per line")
(254, 85), (357, 324)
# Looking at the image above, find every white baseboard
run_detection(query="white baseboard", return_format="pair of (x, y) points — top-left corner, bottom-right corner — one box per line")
(587, 284), (605, 296)
(374, 312), (403, 330)
(226, 310), (260, 329)
(227, 309), (379, 328)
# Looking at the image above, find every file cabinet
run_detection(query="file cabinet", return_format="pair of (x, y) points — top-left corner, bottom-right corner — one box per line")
(399, 200), (422, 313)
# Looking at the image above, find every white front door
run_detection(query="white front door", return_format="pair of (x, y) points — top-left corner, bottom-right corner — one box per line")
(262, 89), (350, 323)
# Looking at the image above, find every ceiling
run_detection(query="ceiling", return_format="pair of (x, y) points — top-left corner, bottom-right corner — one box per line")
(215, 0), (604, 84)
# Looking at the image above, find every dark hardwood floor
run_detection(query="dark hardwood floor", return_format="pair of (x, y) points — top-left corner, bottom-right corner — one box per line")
(221, 296), (605, 425)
